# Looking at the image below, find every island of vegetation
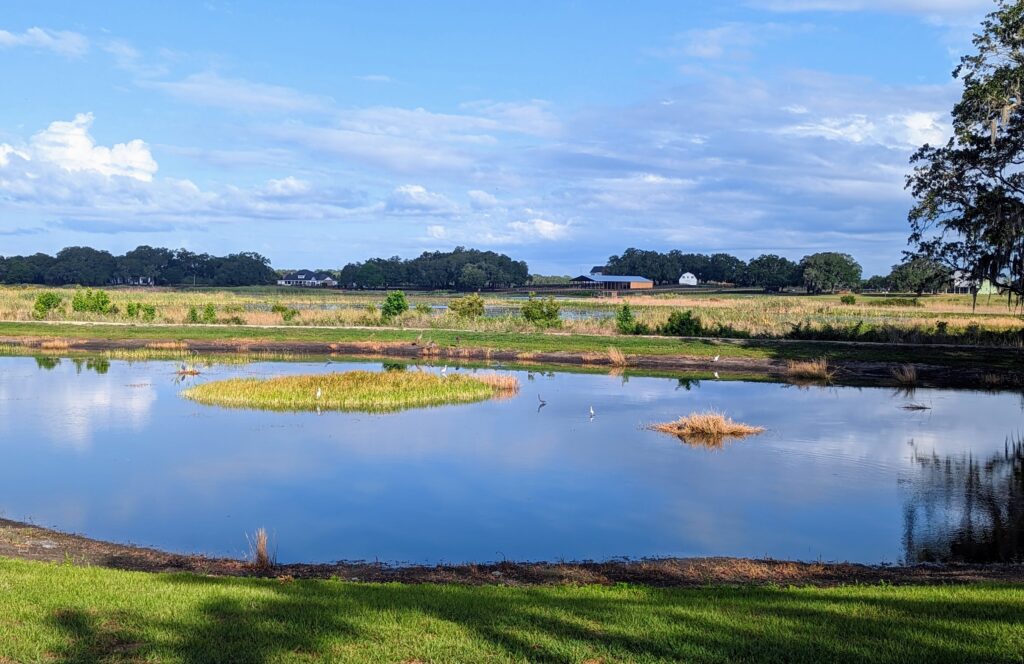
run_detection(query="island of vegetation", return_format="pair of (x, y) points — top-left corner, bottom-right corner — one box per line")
(181, 369), (519, 412)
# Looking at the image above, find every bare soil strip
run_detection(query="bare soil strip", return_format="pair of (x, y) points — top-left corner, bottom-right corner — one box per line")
(2, 518), (1022, 587)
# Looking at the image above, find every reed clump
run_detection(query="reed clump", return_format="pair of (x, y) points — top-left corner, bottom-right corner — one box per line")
(607, 346), (628, 367)
(650, 411), (765, 447)
(182, 369), (520, 413)
(786, 358), (834, 381)
(247, 527), (274, 570)
(891, 364), (918, 386)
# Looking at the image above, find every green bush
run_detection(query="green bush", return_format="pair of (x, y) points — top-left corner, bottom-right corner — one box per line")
(522, 293), (560, 327)
(876, 297), (922, 307)
(140, 304), (157, 322)
(660, 310), (703, 336)
(615, 303), (636, 334)
(201, 303), (218, 324)
(381, 291), (409, 318)
(449, 293), (485, 318)
(71, 289), (113, 314)
(126, 302), (141, 317)
(840, 295), (856, 305)
(186, 306), (201, 324)
(414, 303), (433, 315)
(271, 302), (299, 322)
(31, 292), (62, 320)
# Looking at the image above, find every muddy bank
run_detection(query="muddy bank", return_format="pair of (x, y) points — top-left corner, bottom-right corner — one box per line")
(2, 518), (1022, 587)
(1, 333), (1021, 390)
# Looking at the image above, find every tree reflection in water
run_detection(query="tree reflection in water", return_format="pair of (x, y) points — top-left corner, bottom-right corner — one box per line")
(903, 435), (1023, 563)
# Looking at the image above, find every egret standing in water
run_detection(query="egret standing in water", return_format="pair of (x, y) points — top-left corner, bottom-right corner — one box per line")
(316, 387), (322, 400)
(440, 365), (448, 377)
(589, 405), (595, 420)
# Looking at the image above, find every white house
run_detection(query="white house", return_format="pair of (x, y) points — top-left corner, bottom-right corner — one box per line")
(277, 270), (338, 288)
(678, 272), (698, 287)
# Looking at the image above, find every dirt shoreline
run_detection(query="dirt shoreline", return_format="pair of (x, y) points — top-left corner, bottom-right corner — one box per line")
(2, 334), (1021, 390)
(2, 518), (1022, 587)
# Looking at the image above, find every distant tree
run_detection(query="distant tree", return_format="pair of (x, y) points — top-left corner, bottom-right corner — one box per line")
(742, 254), (801, 292)
(381, 290), (409, 318)
(456, 264), (488, 291)
(906, 1), (1024, 305)
(704, 253), (746, 283)
(861, 274), (891, 291)
(800, 252), (862, 293)
(888, 257), (952, 294)
(45, 247), (117, 286)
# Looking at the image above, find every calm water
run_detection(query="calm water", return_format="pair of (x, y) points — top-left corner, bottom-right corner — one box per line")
(0, 355), (1021, 565)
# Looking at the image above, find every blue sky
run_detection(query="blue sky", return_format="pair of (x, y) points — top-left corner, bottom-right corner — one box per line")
(0, 0), (994, 275)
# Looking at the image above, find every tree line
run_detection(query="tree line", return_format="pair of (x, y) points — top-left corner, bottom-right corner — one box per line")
(605, 248), (953, 294)
(0, 246), (278, 287)
(337, 247), (529, 290)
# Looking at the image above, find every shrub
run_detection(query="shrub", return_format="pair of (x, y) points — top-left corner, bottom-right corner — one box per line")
(875, 297), (922, 307)
(615, 303), (637, 334)
(381, 291), (409, 318)
(840, 294), (856, 305)
(186, 306), (201, 324)
(271, 302), (299, 322)
(449, 293), (485, 318)
(71, 289), (113, 314)
(126, 302), (141, 317)
(31, 292), (62, 320)
(521, 293), (560, 327)
(414, 303), (433, 315)
(660, 310), (703, 336)
(140, 304), (157, 322)
(201, 303), (218, 324)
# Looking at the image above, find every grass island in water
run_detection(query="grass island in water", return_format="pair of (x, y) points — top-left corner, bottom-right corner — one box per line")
(182, 369), (519, 413)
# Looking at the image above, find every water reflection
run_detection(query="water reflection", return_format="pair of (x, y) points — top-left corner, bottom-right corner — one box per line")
(0, 354), (1021, 565)
(903, 436), (1024, 563)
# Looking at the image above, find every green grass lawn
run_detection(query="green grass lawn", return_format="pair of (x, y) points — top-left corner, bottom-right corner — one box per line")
(1, 558), (1023, 663)
(1, 320), (1021, 370)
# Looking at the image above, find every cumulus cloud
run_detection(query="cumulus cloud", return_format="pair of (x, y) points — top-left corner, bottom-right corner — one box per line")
(0, 27), (88, 58)
(7, 113), (160, 181)
(467, 189), (501, 209)
(261, 176), (311, 198)
(675, 22), (807, 59)
(506, 218), (571, 242)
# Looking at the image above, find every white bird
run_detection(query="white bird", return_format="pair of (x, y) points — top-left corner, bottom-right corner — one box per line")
(316, 387), (322, 400)
(714, 371), (720, 379)
(713, 355), (720, 362)
(589, 405), (595, 419)
(440, 365), (448, 377)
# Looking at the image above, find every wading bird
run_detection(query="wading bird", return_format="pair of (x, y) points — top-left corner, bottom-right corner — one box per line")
(713, 355), (720, 362)
(537, 394), (547, 412)
(316, 387), (322, 400)
(440, 365), (448, 377)
(589, 405), (595, 419)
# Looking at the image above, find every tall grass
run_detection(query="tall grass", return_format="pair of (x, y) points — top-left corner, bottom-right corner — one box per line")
(182, 369), (520, 412)
(891, 364), (918, 386)
(246, 527), (274, 570)
(607, 346), (628, 367)
(786, 358), (834, 381)
(650, 411), (764, 447)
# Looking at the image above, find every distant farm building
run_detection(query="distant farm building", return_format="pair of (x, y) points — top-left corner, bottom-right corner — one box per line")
(571, 274), (654, 290)
(277, 270), (338, 288)
(678, 272), (698, 286)
(109, 275), (155, 286)
(949, 271), (1001, 295)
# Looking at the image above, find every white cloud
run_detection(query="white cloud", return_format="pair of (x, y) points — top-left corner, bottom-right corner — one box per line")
(467, 189), (501, 209)
(261, 176), (311, 198)
(426, 224), (448, 239)
(507, 218), (570, 241)
(356, 74), (393, 83)
(150, 72), (331, 113)
(385, 184), (458, 214)
(27, 113), (158, 181)
(778, 110), (950, 148)
(0, 27), (89, 58)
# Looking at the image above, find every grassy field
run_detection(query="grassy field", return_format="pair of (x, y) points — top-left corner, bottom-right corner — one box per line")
(1, 319), (1021, 372)
(182, 369), (519, 412)
(1, 559), (1022, 663)
(2, 284), (1022, 346)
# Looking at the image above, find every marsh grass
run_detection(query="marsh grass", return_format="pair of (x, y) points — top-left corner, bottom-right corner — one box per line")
(891, 364), (918, 386)
(607, 346), (628, 367)
(786, 358), (834, 382)
(182, 369), (520, 412)
(246, 528), (274, 570)
(650, 411), (764, 447)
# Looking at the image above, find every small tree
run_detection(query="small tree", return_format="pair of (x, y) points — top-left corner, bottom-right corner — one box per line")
(32, 292), (62, 320)
(449, 293), (485, 317)
(660, 310), (703, 337)
(522, 293), (560, 327)
(201, 303), (218, 324)
(381, 290), (409, 318)
(615, 303), (636, 334)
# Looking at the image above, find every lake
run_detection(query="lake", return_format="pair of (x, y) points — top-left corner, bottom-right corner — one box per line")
(0, 355), (1020, 565)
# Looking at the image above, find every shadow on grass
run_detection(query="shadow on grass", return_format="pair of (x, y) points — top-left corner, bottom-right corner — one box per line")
(42, 576), (1024, 664)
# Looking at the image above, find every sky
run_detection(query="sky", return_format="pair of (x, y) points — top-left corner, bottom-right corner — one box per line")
(0, 0), (997, 275)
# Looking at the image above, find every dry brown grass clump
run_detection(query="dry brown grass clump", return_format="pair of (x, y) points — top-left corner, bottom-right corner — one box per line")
(146, 341), (188, 350)
(38, 339), (71, 350)
(786, 358), (834, 381)
(891, 364), (918, 386)
(607, 346), (628, 367)
(650, 411), (765, 448)
(247, 527), (273, 570)
(473, 372), (521, 395)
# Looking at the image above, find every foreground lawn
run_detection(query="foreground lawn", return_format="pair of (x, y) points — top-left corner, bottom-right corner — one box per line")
(1, 320), (1020, 370)
(1, 559), (1023, 663)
